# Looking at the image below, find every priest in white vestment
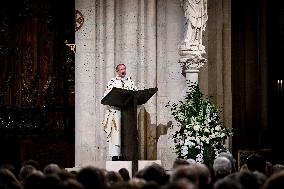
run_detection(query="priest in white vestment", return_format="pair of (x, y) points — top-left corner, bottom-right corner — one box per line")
(102, 64), (137, 160)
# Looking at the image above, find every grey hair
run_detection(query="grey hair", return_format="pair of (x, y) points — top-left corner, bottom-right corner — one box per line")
(213, 156), (232, 175)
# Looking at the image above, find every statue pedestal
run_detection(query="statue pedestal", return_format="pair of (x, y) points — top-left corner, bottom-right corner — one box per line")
(179, 49), (207, 88)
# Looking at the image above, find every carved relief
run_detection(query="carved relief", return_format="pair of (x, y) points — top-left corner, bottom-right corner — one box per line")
(179, 53), (207, 70)
(75, 10), (84, 32)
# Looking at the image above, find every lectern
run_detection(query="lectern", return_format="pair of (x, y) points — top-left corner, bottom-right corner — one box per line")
(101, 87), (158, 174)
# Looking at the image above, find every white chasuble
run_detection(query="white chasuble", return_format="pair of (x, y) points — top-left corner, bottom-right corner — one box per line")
(102, 76), (137, 156)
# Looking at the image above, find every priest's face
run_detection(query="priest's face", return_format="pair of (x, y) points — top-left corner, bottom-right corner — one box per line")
(117, 64), (126, 78)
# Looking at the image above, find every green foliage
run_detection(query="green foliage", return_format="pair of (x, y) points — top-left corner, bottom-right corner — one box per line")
(166, 84), (233, 163)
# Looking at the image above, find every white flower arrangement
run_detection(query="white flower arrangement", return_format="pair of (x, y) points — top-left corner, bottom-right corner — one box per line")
(166, 84), (233, 164)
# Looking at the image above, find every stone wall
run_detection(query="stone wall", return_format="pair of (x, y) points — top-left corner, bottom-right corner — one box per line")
(75, 0), (231, 170)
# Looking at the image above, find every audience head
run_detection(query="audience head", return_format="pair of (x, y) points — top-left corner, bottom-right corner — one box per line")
(272, 164), (284, 175)
(263, 170), (284, 189)
(18, 165), (37, 183)
(0, 168), (22, 189)
(141, 181), (160, 189)
(0, 162), (17, 177)
(162, 178), (195, 189)
(239, 163), (249, 172)
(140, 163), (169, 185)
(171, 163), (211, 189)
(217, 152), (237, 172)
(213, 174), (242, 189)
(110, 181), (133, 189)
(134, 169), (145, 179)
(193, 163), (211, 189)
(57, 169), (77, 182)
(265, 161), (273, 177)
(61, 178), (85, 189)
(170, 165), (198, 184)
(43, 163), (61, 175)
(172, 159), (190, 169)
(246, 153), (266, 173)
(106, 171), (123, 187)
(22, 171), (44, 189)
(237, 170), (260, 189)
(76, 166), (107, 189)
(252, 170), (267, 187)
(40, 174), (61, 189)
(23, 160), (40, 170)
(118, 168), (130, 181)
(214, 170), (262, 189)
(128, 177), (146, 189)
(213, 156), (232, 179)
(186, 159), (196, 165)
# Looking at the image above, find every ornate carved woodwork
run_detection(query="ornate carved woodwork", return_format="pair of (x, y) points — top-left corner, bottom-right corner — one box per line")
(21, 139), (74, 169)
(0, 0), (75, 167)
(0, 107), (66, 137)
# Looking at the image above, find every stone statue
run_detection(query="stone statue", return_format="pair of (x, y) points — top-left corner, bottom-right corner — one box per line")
(180, 0), (208, 52)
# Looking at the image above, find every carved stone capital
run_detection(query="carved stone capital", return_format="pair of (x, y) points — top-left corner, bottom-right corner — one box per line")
(179, 50), (207, 71)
